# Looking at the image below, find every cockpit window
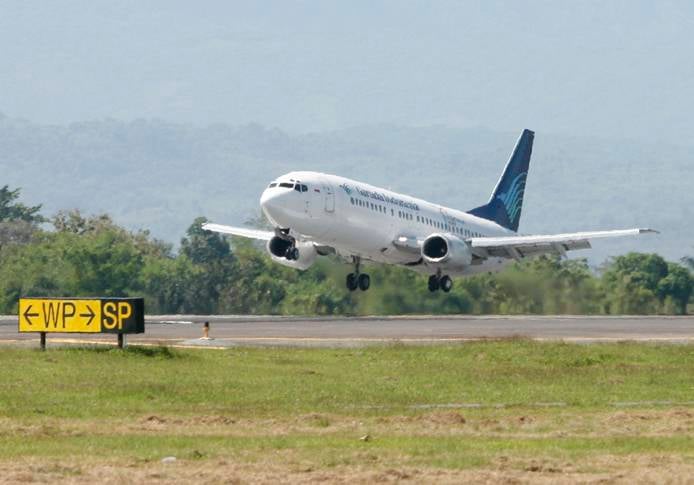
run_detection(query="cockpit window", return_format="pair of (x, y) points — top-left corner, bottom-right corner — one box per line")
(279, 182), (293, 188)
(301, 184), (308, 192)
(294, 184), (302, 192)
(268, 183), (277, 188)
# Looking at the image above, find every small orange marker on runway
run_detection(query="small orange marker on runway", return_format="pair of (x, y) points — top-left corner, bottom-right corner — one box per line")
(201, 321), (212, 340)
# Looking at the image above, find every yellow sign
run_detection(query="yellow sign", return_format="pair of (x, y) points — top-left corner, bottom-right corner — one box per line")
(19, 299), (101, 333)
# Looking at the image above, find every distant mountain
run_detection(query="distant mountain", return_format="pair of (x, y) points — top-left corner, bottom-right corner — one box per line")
(0, 116), (688, 263)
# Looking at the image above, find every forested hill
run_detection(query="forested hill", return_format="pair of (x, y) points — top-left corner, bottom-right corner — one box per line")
(0, 114), (688, 262)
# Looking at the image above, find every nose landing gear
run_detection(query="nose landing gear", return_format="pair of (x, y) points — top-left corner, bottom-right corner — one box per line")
(346, 257), (371, 291)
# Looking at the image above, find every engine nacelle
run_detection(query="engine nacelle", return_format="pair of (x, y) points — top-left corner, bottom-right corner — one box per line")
(421, 233), (472, 270)
(266, 236), (317, 270)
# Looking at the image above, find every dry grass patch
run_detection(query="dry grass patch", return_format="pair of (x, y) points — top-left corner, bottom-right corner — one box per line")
(2, 455), (694, 484)
(2, 408), (693, 441)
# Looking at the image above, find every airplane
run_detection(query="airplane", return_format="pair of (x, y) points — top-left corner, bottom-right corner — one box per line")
(203, 129), (656, 292)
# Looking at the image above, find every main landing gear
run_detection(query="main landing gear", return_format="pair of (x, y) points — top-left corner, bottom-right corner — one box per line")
(284, 245), (300, 261)
(428, 273), (453, 293)
(346, 257), (370, 292)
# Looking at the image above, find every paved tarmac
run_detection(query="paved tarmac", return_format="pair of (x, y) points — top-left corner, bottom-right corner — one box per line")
(1, 315), (692, 348)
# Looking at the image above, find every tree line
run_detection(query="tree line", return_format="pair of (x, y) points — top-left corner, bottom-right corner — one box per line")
(0, 186), (691, 315)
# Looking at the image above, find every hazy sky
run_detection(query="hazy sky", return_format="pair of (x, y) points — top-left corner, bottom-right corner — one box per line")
(1, 1), (693, 143)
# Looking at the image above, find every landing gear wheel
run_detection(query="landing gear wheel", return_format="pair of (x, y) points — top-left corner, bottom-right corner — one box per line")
(440, 275), (453, 293)
(428, 275), (440, 292)
(358, 273), (371, 291)
(285, 247), (300, 261)
(346, 273), (359, 292)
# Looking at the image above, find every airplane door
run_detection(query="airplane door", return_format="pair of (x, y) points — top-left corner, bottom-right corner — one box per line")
(324, 184), (335, 212)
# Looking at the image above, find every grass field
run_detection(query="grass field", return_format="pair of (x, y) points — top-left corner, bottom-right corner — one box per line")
(0, 341), (693, 483)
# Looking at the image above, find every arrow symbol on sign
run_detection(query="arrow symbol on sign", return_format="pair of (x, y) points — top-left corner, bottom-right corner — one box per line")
(23, 305), (39, 326)
(80, 306), (96, 326)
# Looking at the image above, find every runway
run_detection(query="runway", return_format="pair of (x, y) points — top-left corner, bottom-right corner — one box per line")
(1, 315), (692, 347)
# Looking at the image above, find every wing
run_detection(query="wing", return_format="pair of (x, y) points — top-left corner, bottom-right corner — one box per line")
(470, 228), (658, 259)
(202, 223), (274, 241)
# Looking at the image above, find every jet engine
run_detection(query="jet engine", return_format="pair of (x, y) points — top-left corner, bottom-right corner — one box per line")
(267, 236), (317, 270)
(421, 234), (473, 270)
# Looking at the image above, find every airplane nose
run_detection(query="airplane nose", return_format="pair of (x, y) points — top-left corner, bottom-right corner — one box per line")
(260, 188), (281, 214)
(260, 188), (294, 226)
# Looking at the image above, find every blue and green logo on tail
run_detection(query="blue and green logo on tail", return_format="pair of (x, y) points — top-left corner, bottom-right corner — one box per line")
(496, 171), (527, 224)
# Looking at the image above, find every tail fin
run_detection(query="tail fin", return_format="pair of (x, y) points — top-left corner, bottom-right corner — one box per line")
(467, 129), (534, 232)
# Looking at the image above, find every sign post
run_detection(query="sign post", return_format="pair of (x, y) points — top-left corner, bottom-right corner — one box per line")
(18, 297), (145, 349)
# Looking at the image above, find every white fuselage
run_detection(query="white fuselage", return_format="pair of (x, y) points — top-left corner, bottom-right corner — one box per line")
(260, 171), (514, 276)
